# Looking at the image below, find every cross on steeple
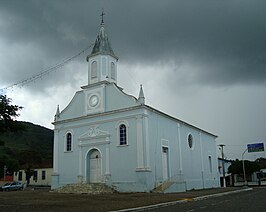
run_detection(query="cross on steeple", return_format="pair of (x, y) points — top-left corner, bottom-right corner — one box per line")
(100, 8), (105, 24)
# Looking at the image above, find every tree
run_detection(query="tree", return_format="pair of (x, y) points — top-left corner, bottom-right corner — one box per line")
(228, 159), (261, 176)
(0, 95), (24, 178)
(0, 95), (24, 133)
(255, 157), (266, 169)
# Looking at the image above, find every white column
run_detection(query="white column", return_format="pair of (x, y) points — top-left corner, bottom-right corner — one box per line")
(144, 114), (150, 169)
(199, 132), (205, 188)
(52, 129), (60, 189)
(78, 144), (83, 183)
(105, 137), (110, 175)
(177, 123), (183, 173)
(136, 115), (144, 169)
(53, 129), (59, 174)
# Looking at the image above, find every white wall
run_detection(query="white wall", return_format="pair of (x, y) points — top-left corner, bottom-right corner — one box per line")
(14, 168), (53, 186)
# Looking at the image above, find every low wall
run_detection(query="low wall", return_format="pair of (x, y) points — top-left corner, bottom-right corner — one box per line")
(234, 181), (266, 186)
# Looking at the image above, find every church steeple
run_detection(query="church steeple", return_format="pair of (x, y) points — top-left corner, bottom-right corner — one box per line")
(89, 15), (117, 58)
(87, 11), (118, 85)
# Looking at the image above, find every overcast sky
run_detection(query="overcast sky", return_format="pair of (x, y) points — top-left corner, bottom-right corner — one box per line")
(1, 0), (266, 160)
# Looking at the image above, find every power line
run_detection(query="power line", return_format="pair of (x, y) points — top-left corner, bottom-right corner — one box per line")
(226, 145), (246, 147)
(1, 43), (94, 92)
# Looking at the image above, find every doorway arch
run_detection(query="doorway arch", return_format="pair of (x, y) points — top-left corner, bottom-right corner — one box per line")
(87, 149), (102, 183)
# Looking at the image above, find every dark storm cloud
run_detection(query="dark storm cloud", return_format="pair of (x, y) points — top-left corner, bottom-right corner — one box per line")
(0, 0), (98, 89)
(107, 0), (266, 86)
(1, 0), (266, 89)
(0, 0), (96, 56)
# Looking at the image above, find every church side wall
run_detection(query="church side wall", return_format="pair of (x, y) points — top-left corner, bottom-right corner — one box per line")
(147, 110), (181, 189)
(179, 126), (219, 190)
(199, 133), (220, 188)
(146, 109), (219, 192)
(180, 125), (204, 189)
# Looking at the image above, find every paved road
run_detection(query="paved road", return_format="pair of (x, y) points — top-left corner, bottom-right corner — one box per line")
(150, 187), (266, 212)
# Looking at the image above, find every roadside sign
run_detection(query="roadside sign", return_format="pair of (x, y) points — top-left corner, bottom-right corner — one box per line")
(247, 143), (264, 153)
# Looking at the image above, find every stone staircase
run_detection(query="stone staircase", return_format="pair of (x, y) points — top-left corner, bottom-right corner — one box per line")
(54, 183), (116, 194)
(153, 181), (174, 193)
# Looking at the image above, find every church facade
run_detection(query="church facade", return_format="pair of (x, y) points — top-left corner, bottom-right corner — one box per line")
(51, 18), (220, 192)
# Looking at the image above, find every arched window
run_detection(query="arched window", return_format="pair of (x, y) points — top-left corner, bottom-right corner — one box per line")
(66, 132), (72, 151)
(119, 124), (127, 145)
(91, 61), (97, 79)
(188, 134), (193, 149)
(111, 62), (115, 80)
(208, 156), (212, 173)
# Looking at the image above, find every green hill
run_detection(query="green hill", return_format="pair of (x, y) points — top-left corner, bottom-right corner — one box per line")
(0, 121), (53, 177)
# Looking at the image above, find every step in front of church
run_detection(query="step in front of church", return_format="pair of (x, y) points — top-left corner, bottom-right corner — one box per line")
(54, 183), (115, 194)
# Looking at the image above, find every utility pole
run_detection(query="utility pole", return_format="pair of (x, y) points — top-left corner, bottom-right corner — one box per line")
(242, 148), (248, 186)
(219, 144), (226, 188)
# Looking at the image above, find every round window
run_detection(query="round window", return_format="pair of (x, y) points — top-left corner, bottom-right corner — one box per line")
(188, 134), (193, 149)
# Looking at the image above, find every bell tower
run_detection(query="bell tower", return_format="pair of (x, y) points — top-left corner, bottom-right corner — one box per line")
(87, 11), (119, 85)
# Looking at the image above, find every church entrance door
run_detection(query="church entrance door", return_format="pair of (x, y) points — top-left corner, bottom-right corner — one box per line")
(162, 147), (169, 181)
(88, 149), (101, 183)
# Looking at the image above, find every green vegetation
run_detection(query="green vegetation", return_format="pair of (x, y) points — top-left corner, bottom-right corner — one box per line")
(0, 95), (53, 178)
(0, 121), (53, 177)
(0, 95), (24, 133)
(255, 157), (266, 169)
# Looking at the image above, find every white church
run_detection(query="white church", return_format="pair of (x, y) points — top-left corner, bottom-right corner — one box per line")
(51, 17), (220, 193)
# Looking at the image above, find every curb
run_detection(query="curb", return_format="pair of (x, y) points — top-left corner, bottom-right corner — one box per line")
(193, 187), (252, 201)
(112, 188), (253, 212)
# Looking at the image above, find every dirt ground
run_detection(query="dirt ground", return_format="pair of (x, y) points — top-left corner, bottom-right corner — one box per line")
(0, 187), (241, 212)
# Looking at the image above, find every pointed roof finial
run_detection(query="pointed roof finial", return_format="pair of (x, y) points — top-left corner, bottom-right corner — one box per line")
(138, 84), (145, 105)
(100, 8), (105, 24)
(54, 105), (60, 121)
